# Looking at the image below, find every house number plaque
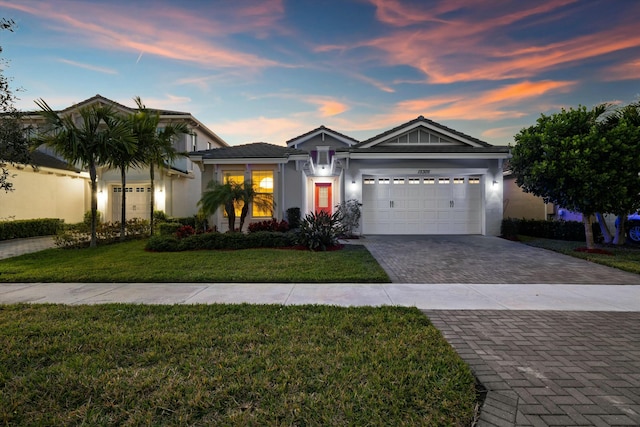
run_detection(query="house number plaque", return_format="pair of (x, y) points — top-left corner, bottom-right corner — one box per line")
(417, 169), (430, 174)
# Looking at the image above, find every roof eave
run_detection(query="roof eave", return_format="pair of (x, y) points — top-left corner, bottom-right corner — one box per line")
(348, 151), (511, 160)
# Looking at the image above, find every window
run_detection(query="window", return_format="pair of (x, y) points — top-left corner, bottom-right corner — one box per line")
(393, 177), (405, 184)
(423, 178), (435, 185)
(438, 177), (450, 184)
(252, 170), (274, 217)
(364, 178), (375, 185)
(224, 172), (244, 217)
(191, 133), (197, 151)
(453, 177), (465, 184)
(408, 178), (420, 184)
(469, 176), (480, 184)
(379, 178), (390, 184)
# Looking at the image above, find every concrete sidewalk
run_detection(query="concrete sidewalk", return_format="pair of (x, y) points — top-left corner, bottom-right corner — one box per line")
(1, 282), (639, 310)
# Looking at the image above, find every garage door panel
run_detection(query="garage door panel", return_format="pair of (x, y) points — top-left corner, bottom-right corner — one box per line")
(361, 175), (483, 235)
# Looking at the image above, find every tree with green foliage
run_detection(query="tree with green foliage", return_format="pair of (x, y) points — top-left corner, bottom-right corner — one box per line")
(511, 104), (640, 249)
(198, 177), (272, 232)
(34, 99), (135, 248)
(131, 97), (189, 236)
(595, 102), (640, 244)
(199, 180), (239, 231)
(101, 112), (137, 241)
(0, 18), (30, 193)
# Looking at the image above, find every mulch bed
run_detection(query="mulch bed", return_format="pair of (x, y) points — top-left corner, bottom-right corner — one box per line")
(575, 247), (614, 255)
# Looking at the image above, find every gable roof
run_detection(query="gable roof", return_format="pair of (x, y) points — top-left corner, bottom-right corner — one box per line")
(286, 125), (359, 148)
(23, 94), (228, 147)
(190, 142), (308, 164)
(29, 150), (82, 172)
(356, 116), (492, 148)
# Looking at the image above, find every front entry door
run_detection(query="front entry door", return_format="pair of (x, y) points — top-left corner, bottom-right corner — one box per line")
(315, 183), (332, 214)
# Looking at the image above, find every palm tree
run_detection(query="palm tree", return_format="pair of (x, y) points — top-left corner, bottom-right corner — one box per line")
(238, 181), (273, 231)
(198, 178), (273, 232)
(101, 113), (138, 241)
(131, 97), (189, 235)
(34, 99), (134, 248)
(198, 180), (239, 231)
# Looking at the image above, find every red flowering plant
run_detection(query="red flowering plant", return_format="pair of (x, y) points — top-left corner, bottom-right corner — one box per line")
(176, 225), (196, 239)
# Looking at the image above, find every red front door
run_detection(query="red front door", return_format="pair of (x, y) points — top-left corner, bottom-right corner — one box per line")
(315, 183), (332, 214)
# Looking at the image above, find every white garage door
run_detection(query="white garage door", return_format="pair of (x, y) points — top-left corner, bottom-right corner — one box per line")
(361, 175), (482, 234)
(112, 185), (151, 221)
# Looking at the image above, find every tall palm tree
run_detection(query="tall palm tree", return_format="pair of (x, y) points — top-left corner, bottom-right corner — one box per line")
(101, 113), (138, 241)
(34, 99), (134, 248)
(132, 97), (189, 235)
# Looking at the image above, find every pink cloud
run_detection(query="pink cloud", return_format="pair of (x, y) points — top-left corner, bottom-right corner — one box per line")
(1, 1), (285, 71)
(602, 60), (640, 81)
(305, 97), (350, 117)
(212, 116), (306, 145)
(57, 59), (117, 75)
(326, 1), (638, 86)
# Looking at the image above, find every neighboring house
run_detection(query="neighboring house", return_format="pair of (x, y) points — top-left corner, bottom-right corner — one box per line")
(4, 95), (228, 223)
(190, 116), (510, 235)
(1, 150), (90, 222)
(503, 173), (555, 220)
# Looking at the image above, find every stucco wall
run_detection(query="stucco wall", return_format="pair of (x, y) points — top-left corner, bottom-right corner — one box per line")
(0, 165), (88, 223)
(503, 175), (553, 220)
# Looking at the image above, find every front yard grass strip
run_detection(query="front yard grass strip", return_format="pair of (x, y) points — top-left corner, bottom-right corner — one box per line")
(519, 235), (640, 274)
(0, 240), (389, 283)
(0, 304), (476, 426)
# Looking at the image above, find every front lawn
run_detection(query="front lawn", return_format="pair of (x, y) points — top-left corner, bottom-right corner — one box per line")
(0, 240), (389, 283)
(519, 235), (640, 274)
(0, 304), (476, 426)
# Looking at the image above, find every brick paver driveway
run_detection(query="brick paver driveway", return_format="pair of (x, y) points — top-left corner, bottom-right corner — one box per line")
(362, 235), (640, 284)
(362, 236), (640, 426)
(428, 311), (640, 427)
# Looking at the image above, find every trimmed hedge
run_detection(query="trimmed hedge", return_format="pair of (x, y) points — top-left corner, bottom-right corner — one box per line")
(146, 231), (297, 252)
(157, 222), (183, 236)
(0, 218), (64, 240)
(501, 218), (601, 241)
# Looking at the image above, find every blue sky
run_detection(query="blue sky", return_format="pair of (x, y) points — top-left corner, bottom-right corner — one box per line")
(1, 0), (639, 146)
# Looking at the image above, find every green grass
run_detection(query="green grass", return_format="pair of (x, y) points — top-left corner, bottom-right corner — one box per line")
(519, 235), (640, 274)
(0, 304), (476, 426)
(0, 240), (390, 283)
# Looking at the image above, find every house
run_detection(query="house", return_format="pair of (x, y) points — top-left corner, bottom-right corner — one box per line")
(190, 116), (510, 235)
(2, 95), (228, 223)
(1, 150), (90, 221)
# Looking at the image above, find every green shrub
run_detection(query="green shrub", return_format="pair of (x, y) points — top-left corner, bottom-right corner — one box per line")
(146, 235), (180, 252)
(297, 211), (342, 251)
(286, 207), (301, 229)
(153, 210), (168, 222)
(0, 218), (64, 240)
(146, 231), (297, 252)
(248, 218), (289, 233)
(501, 218), (601, 241)
(157, 222), (182, 236)
(335, 199), (362, 237)
(245, 231), (296, 248)
(83, 210), (102, 228)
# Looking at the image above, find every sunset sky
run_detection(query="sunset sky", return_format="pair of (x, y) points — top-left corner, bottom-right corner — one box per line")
(1, 0), (639, 146)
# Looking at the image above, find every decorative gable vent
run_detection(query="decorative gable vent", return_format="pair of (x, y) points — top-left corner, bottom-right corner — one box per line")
(380, 128), (462, 145)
